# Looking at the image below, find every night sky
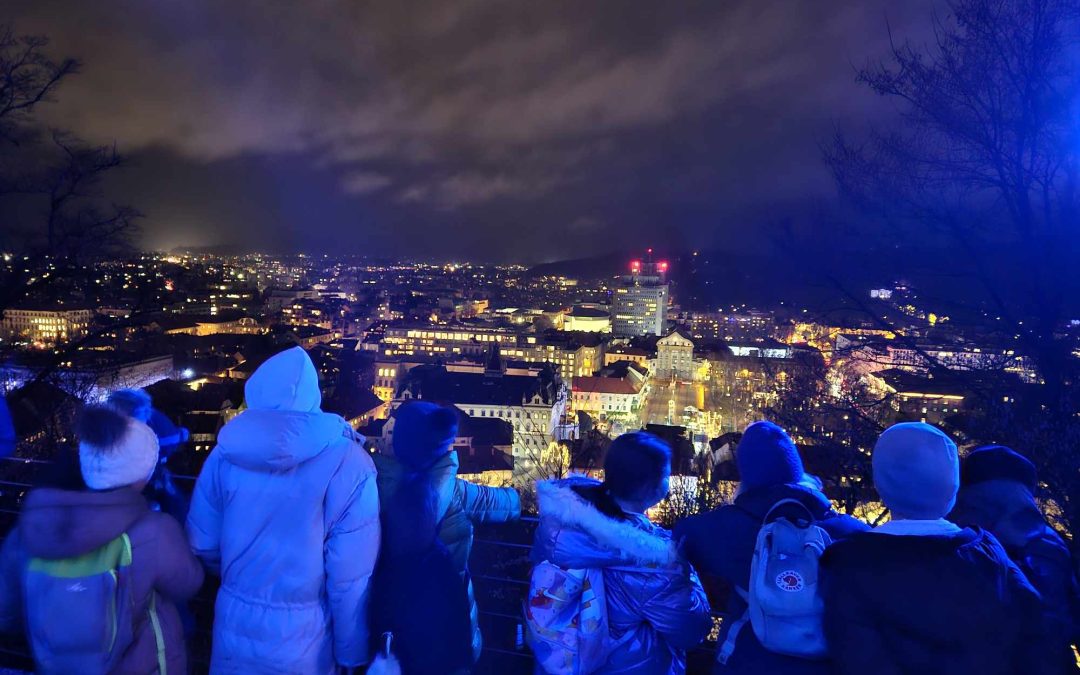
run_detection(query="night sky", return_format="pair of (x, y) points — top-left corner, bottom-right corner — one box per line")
(7, 1), (940, 262)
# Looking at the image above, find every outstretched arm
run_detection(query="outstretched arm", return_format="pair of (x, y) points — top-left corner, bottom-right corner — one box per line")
(455, 479), (521, 524)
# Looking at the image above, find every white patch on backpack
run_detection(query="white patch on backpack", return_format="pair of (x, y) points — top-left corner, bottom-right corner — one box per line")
(66, 582), (88, 592)
(774, 570), (804, 592)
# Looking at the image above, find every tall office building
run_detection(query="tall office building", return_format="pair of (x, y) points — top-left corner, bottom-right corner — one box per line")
(612, 254), (669, 337)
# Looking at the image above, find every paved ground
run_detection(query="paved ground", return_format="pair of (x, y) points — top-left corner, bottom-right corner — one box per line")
(640, 380), (704, 426)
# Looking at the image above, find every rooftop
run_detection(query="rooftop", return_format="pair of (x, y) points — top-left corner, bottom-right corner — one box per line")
(572, 376), (642, 396)
(398, 364), (562, 407)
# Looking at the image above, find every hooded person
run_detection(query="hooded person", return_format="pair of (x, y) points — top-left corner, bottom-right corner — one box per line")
(186, 346), (380, 674)
(0, 405), (204, 674)
(529, 431), (713, 674)
(821, 422), (1055, 675)
(372, 400), (521, 668)
(107, 388), (191, 522)
(949, 445), (1079, 671)
(674, 421), (867, 674)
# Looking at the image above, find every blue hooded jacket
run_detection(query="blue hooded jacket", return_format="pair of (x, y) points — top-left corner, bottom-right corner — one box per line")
(674, 483), (868, 674)
(187, 347), (380, 674)
(532, 478), (713, 675)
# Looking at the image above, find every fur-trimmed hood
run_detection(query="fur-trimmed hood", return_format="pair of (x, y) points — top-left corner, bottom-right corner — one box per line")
(533, 478), (678, 569)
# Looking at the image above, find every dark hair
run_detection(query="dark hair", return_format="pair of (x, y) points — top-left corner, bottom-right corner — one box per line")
(573, 431), (672, 519)
(381, 412), (453, 557)
(382, 469), (439, 556)
(77, 405), (130, 449)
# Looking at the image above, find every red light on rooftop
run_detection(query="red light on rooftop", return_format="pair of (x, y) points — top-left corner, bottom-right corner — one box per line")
(659, 261), (669, 271)
(630, 260), (641, 271)
(647, 248), (653, 254)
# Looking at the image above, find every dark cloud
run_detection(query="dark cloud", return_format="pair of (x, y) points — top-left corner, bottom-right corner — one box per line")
(6, 0), (939, 261)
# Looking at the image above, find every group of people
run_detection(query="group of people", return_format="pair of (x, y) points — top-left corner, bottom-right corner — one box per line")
(526, 420), (1077, 675)
(0, 347), (521, 674)
(0, 344), (1073, 674)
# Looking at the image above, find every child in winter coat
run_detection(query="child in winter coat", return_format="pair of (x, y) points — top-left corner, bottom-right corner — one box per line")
(0, 405), (204, 674)
(821, 422), (1055, 675)
(372, 400), (521, 670)
(949, 445), (1080, 672)
(187, 347), (380, 674)
(530, 431), (713, 675)
(674, 421), (867, 674)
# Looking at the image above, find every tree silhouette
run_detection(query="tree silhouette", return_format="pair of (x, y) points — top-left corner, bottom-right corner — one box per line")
(822, 0), (1080, 535)
(0, 25), (140, 314)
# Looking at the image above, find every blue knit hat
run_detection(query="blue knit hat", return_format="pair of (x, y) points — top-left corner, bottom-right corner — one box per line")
(961, 445), (1037, 492)
(736, 421), (804, 490)
(392, 401), (458, 470)
(873, 422), (959, 520)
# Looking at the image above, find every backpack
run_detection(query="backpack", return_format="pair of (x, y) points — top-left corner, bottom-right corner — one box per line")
(717, 499), (831, 664)
(23, 533), (137, 675)
(525, 561), (611, 675)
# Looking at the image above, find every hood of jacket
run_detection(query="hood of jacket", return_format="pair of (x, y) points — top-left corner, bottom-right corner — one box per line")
(217, 408), (352, 472)
(734, 481), (834, 520)
(535, 478), (677, 569)
(245, 346), (322, 413)
(949, 479), (1047, 550)
(18, 487), (147, 559)
(373, 450), (457, 522)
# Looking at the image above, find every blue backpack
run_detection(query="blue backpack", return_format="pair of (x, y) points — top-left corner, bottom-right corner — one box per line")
(718, 499), (832, 663)
(23, 533), (165, 675)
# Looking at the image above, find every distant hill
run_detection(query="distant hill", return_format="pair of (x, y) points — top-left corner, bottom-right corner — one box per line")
(527, 243), (1080, 318)
(526, 251), (632, 279)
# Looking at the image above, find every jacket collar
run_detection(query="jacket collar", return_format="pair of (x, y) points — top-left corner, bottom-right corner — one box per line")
(734, 482), (833, 519)
(875, 518), (962, 536)
(537, 479), (677, 567)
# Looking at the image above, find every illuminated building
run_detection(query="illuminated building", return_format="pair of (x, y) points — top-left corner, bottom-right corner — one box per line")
(571, 366), (647, 417)
(375, 356), (543, 403)
(840, 337), (1039, 384)
(1, 308), (94, 346)
(266, 288), (320, 312)
(612, 254), (669, 337)
(563, 305), (611, 333)
(866, 368), (968, 426)
(603, 345), (650, 367)
(158, 313), (262, 337)
(380, 325), (604, 381)
(676, 309), (776, 342)
(1, 353), (174, 400)
(392, 354), (568, 476)
(656, 330), (695, 381)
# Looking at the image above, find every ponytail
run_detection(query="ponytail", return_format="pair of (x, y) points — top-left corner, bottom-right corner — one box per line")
(382, 468), (439, 556)
(571, 481), (630, 521)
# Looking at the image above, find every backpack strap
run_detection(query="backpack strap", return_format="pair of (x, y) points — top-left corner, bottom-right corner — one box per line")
(716, 586), (750, 665)
(763, 498), (816, 527)
(147, 592), (168, 675)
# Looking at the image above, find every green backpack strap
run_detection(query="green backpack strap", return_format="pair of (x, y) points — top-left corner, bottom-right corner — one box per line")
(147, 592), (168, 675)
(28, 533), (132, 577)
